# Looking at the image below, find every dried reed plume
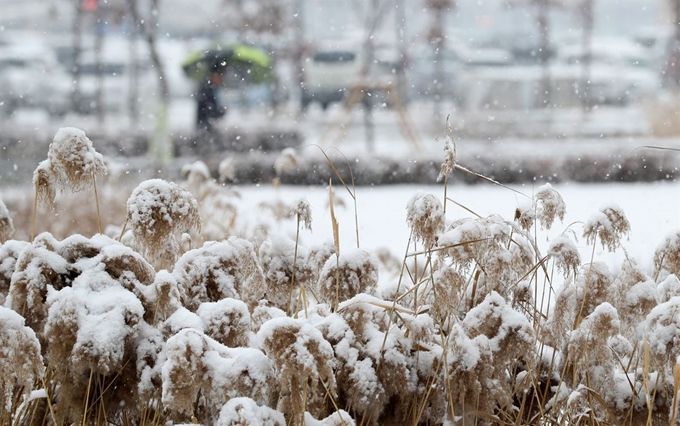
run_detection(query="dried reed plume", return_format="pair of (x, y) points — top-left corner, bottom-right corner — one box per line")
(323, 295), (420, 424)
(431, 266), (466, 322)
(217, 397), (286, 426)
(610, 259), (658, 339)
(125, 179), (200, 267)
(0, 240), (28, 306)
(535, 183), (566, 230)
(7, 235), (71, 336)
(0, 306), (44, 416)
(32, 160), (57, 209)
(197, 298), (251, 347)
(406, 192), (445, 249)
(654, 230), (680, 279)
(47, 127), (107, 193)
(173, 237), (266, 311)
(32, 128), (108, 238)
(259, 317), (336, 424)
(583, 203), (631, 252)
(42, 260), (146, 424)
(162, 328), (275, 424)
(274, 147), (299, 185)
(0, 198), (14, 243)
(218, 156), (237, 183)
(548, 236), (581, 278)
(316, 248), (379, 306)
(437, 116), (456, 183)
(514, 200), (535, 231)
(462, 292), (535, 395)
(567, 303), (620, 392)
(259, 234), (315, 313)
(442, 322), (497, 420)
(291, 197), (313, 231)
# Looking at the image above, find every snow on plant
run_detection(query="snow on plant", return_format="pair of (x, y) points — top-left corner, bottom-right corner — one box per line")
(583, 203), (631, 252)
(31, 127), (107, 237)
(181, 160), (241, 241)
(461, 292), (536, 411)
(544, 262), (614, 350)
(0, 197), (14, 244)
(259, 233), (314, 313)
(316, 247), (379, 308)
(548, 235), (582, 278)
(5, 133), (680, 425)
(441, 322), (496, 420)
(304, 409), (356, 426)
(567, 303), (621, 410)
(610, 259), (659, 340)
(0, 240), (28, 306)
(654, 230), (680, 280)
(217, 397), (286, 426)
(438, 215), (521, 301)
(312, 294), (429, 424)
(6, 233), (71, 335)
(514, 198), (536, 231)
(162, 328), (275, 424)
(43, 268), (145, 422)
(47, 127), (107, 193)
(535, 183), (566, 230)
(430, 266), (467, 323)
(197, 298), (251, 348)
(125, 178), (200, 268)
(258, 317), (336, 424)
(406, 192), (445, 250)
(0, 306), (44, 418)
(173, 237), (266, 311)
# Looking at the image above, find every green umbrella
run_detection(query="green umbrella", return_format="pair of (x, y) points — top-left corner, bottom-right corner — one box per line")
(182, 43), (273, 84)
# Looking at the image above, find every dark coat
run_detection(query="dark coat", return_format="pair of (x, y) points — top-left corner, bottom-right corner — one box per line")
(196, 80), (226, 133)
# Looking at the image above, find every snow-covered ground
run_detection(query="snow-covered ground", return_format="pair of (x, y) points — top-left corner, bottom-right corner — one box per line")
(235, 180), (680, 275)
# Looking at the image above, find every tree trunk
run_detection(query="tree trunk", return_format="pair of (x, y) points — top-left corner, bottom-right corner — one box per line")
(94, 6), (105, 124)
(71, 1), (84, 113)
(580, 0), (594, 115)
(127, 0), (172, 168)
(537, 0), (551, 108)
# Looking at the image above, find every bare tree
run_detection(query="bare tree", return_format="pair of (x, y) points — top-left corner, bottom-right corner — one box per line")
(221, 0), (288, 112)
(425, 0), (455, 121)
(70, 1), (84, 113)
(507, 0), (561, 108)
(666, 0), (680, 87)
(127, 0), (172, 167)
(579, 0), (594, 114)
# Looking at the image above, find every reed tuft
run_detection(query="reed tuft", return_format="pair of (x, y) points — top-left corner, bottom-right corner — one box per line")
(126, 179), (201, 267)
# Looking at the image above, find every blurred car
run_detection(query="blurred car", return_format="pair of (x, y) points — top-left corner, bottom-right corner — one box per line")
(301, 41), (400, 110)
(409, 44), (512, 104)
(0, 45), (71, 117)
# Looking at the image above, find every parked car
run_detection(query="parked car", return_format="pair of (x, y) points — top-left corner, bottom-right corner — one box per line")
(0, 45), (70, 117)
(301, 41), (400, 110)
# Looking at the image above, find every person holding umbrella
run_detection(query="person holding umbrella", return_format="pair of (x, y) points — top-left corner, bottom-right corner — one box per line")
(183, 44), (274, 134)
(195, 62), (227, 134)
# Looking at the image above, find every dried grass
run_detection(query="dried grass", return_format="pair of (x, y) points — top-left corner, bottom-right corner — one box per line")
(3, 134), (680, 426)
(0, 306), (44, 421)
(126, 179), (201, 267)
(173, 238), (266, 311)
(259, 318), (336, 424)
(316, 249), (379, 306)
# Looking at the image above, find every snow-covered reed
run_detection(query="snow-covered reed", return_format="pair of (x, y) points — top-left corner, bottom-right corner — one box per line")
(1, 127), (680, 425)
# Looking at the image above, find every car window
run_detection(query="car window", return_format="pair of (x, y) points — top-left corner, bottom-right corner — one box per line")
(312, 51), (356, 63)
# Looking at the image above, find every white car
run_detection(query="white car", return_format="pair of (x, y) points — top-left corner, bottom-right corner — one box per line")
(301, 43), (399, 110)
(0, 45), (70, 117)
